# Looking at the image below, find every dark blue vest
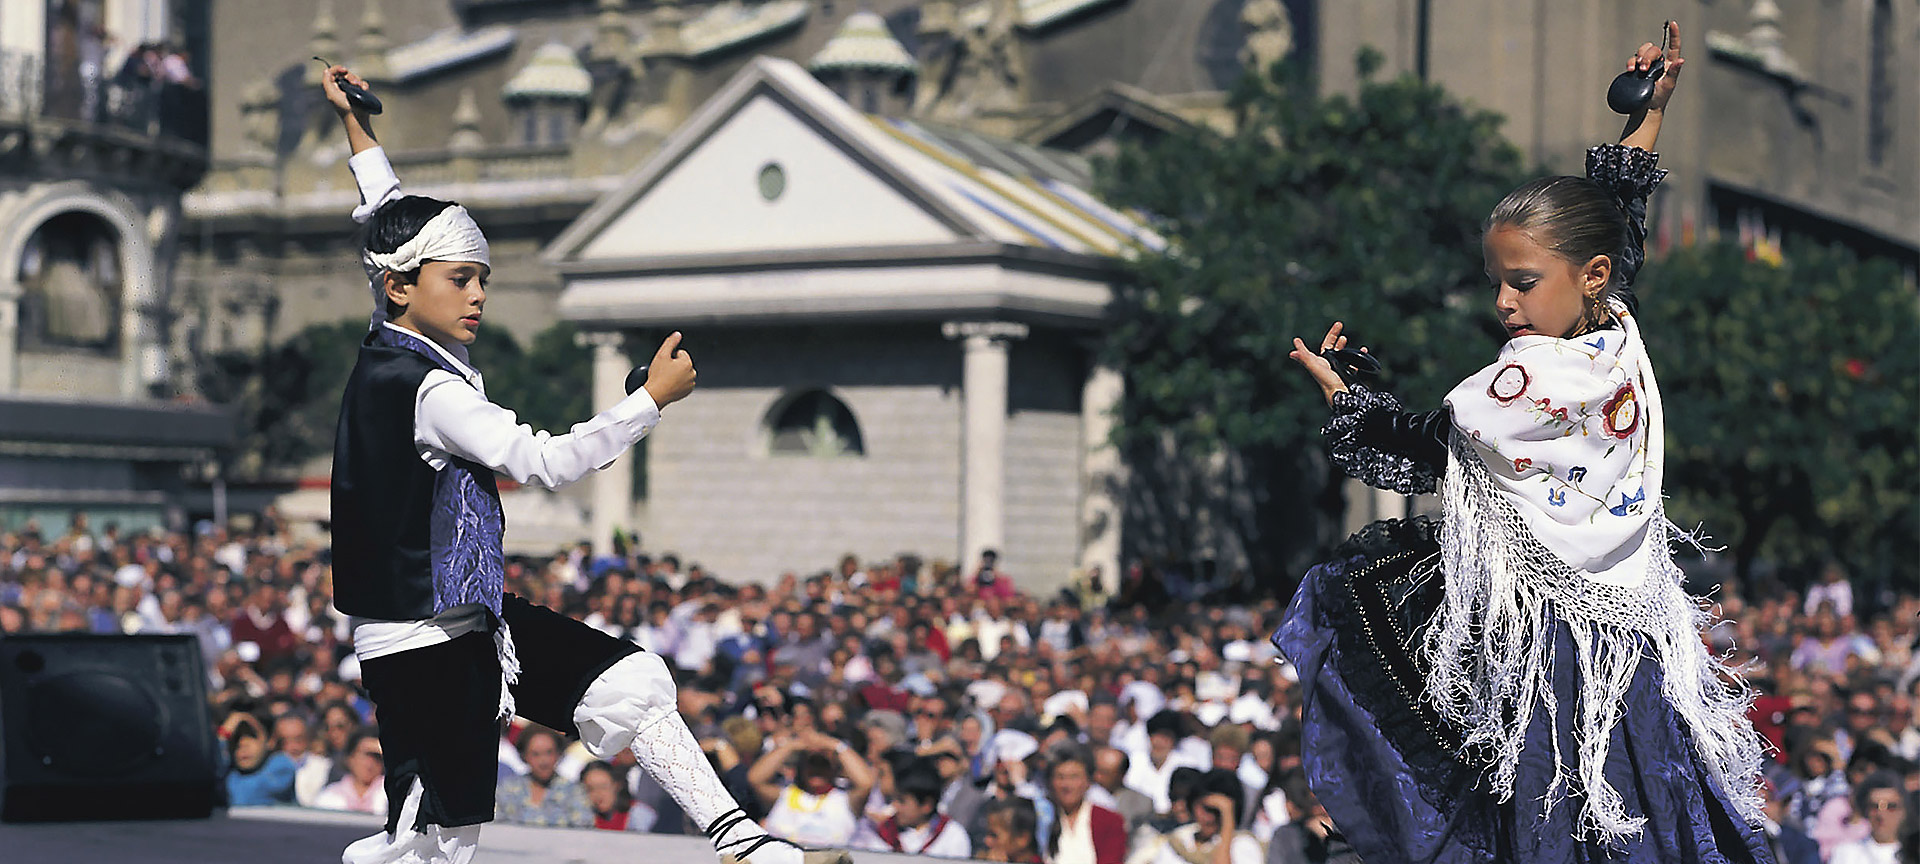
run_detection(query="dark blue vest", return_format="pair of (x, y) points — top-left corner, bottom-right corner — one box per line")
(331, 328), (505, 621)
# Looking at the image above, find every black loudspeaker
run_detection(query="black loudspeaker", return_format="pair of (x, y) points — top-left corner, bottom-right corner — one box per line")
(0, 634), (219, 821)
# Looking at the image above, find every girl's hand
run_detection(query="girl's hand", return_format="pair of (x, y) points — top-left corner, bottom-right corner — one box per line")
(1289, 322), (1364, 406)
(1629, 21), (1685, 112)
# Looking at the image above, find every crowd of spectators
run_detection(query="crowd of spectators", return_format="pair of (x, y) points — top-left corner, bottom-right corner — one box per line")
(0, 511), (1915, 864)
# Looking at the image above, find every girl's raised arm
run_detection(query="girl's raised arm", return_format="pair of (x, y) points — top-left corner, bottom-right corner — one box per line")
(1619, 21), (1684, 152)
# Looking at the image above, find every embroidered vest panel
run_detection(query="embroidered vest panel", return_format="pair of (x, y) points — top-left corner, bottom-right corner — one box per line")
(331, 332), (504, 620)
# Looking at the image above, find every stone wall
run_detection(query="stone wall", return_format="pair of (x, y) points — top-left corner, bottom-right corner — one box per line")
(632, 322), (1087, 593)
(1003, 331), (1087, 594)
(637, 323), (966, 583)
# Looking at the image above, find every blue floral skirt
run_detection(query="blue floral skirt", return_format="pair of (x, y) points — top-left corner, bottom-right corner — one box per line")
(1273, 524), (1775, 864)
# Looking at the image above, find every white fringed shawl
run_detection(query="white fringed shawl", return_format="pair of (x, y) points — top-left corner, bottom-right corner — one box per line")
(1425, 301), (1767, 841)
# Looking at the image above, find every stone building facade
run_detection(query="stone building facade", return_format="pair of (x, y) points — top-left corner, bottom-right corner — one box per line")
(0, 0), (230, 533)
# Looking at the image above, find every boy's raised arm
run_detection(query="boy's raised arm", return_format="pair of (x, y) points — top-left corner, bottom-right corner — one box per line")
(323, 65), (400, 224)
(323, 65), (379, 155)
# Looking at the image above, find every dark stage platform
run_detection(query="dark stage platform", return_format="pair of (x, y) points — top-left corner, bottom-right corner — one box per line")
(0, 806), (942, 863)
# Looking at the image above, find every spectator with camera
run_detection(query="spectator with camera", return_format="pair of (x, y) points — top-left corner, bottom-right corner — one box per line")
(1129, 769), (1260, 864)
(751, 728), (875, 846)
(852, 755), (972, 857)
(221, 710), (297, 806)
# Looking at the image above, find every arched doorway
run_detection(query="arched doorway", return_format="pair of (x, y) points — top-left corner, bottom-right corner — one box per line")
(18, 210), (123, 353)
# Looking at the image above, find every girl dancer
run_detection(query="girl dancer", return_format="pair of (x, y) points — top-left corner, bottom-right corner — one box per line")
(320, 66), (847, 864)
(1275, 24), (1775, 863)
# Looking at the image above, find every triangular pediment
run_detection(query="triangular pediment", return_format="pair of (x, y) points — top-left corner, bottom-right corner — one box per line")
(573, 92), (965, 260)
(548, 58), (987, 265)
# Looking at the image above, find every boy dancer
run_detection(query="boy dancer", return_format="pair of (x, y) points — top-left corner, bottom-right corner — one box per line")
(321, 66), (844, 864)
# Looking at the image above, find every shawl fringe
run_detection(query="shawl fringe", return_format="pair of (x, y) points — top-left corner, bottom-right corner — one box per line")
(1422, 431), (1767, 843)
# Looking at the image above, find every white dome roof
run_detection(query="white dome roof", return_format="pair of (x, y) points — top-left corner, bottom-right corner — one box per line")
(503, 42), (592, 102)
(808, 11), (916, 76)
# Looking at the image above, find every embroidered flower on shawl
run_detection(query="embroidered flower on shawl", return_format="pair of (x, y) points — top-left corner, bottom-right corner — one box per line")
(1488, 364), (1529, 403)
(1602, 384), (1639, 439)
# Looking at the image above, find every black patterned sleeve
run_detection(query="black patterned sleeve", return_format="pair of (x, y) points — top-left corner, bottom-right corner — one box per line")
(1585, 144), (1668, 308)
(1324, 385), (1447, 495)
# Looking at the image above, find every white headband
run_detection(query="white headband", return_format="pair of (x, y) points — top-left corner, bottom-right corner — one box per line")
(362, 205), (491, 327)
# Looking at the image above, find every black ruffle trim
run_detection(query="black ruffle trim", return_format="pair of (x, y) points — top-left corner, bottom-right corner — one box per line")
(1315, 519), (1470, 792)
(1585, 144), (1667, 290)
(1325, 386), (1439, 495)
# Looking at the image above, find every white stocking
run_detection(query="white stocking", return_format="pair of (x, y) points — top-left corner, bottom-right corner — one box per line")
(574, 652), (802, 864)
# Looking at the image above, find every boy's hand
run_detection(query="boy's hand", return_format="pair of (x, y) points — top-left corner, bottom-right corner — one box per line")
(643, 331), (697, 407)
(320, 65), (371, 118)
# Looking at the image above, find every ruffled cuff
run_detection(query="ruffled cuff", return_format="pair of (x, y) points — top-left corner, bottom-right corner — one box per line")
(1585, 144), (1668, 290)
(1585, 144), (1667, 201)
(1325, 385), (1438, 495)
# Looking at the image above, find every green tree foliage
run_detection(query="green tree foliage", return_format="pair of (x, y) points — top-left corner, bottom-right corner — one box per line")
(468, 320), (591, 437)
(1638, 242), (1918, 589)
(1098, 53), (1527, 580)
(198, 319), (592, 478)
(197, 319), (364, 477)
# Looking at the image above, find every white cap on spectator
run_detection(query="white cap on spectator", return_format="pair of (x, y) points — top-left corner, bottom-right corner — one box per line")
(1120, 681), (1164, 719)
(113, 563), (148, 588)
(1041, 689), (1088, 725)
(968, 679), (1008, 711)
(1229, 693), (1275, 729)
(989, 730), (1039, 765)
(1222, 641), (1255, 663)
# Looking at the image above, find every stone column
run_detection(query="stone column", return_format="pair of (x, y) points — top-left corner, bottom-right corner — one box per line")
(582, 330), (633, 556)
(0, 279), (18, 393)
(1079, 362), (1124, 586)
(944, 321), (1027, 573)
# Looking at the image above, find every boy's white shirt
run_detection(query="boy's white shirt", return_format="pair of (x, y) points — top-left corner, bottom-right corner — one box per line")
(346, 147), (662, 661)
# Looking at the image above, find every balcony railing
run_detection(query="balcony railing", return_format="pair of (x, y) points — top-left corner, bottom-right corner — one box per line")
(0, 46), (208, 147)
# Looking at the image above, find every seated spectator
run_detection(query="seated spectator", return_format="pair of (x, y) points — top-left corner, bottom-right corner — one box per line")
(1130, 769), (1260, 864)
(271, 712), (332, 807)
(496, 726), (592, 827)
(1761, 778), (1822, 864)
(1789, 743), (1850, 830)
(980, 796), (1044, 864)
(1828, 771), (1906, 864)
(316, 701), (360, 783)
(1265, 771), (1359, 864)
(852, 756), (971, 857)
(1127, 710), (1202, 814)
(1135, 766), (1203, 849)
(1093, 746), (1155, 838)
(1046, 745), (1127, 864)
(222, 711), (296, 806)
(703, 715), (767, 821)
(751, 729), (874, 847)
(313, 728), (387, 815)
(581, 760), (655, 832)
(972, 731), (1052, 840)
